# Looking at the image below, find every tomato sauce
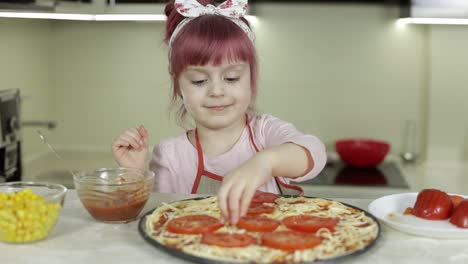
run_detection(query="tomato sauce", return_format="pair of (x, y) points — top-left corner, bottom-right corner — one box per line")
(81, 199), (148, 222)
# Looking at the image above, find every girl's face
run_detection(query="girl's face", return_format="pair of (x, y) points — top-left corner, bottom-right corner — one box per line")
(178, 61), (252, 130)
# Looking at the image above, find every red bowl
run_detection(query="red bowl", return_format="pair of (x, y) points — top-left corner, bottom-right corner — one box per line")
(335, 139), (390, 168)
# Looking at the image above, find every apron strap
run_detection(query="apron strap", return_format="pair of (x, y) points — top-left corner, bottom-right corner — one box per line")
(191, 129), (205, 194)
(203, 171), (224, 181)
(192, 130), (227, 194)
(275, 177), (304, 196)
(246, 115), (260, 153)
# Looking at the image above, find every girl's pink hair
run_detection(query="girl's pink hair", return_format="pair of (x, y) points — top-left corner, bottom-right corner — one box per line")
(164, 0), (258, 124)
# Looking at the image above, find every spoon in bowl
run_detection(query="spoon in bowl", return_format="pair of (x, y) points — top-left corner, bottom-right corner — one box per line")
(36, 130), (128, 185)
(36, 130), (78, 178)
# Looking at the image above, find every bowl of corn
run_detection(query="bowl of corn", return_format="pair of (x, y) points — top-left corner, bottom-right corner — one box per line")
(0, 181), (67, 243)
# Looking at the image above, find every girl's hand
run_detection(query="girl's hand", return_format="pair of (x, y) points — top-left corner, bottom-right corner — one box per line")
(112, 125), (148, 170)
(217, 152), (275, 224)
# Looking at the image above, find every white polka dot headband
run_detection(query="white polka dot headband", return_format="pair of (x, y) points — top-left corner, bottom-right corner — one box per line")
(168, 0), (255, 54)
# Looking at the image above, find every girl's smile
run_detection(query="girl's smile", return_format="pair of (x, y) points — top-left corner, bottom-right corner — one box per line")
(205, 103), (234, 111)
(207, 105), (229, 111)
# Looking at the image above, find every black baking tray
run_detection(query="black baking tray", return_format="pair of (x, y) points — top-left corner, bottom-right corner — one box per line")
(138, 195), (382, 264)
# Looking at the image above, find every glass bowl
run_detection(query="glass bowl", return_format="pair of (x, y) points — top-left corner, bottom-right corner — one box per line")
(73, 167), (155, 223)
(0, 181), (67, 243)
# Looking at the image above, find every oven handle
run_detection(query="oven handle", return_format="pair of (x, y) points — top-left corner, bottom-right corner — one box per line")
(21, 120), (56, 130)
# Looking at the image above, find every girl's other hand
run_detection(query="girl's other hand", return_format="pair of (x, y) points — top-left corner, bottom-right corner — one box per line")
(217, 152), (274, 225)
(112, 125), (148, 170)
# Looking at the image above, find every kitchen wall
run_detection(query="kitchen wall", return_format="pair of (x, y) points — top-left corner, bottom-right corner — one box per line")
(0, 19), (54, 162)
(1, 3), (467, 166)
(427, 25), (468, 163)
(51, 20), (175, 153)
(50, 4), (427, 157)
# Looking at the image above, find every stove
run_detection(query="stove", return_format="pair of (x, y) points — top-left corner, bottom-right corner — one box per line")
(301, 161), (409, 189)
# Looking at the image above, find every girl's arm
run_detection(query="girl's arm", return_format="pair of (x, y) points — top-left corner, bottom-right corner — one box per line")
(258, 142), (314, 179)
(257, 114), (327, 182)
(218, 114), (327, 224)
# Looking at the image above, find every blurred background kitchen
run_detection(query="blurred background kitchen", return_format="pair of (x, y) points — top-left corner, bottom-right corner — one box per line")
(1, 0), (468, 197)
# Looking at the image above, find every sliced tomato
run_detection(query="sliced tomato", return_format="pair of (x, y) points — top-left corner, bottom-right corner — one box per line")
(166, 215), (223, 234)
(237, 215), (280, 232)
(247, 203), (275, 216)
(450, 195), (465, 209)
(412, 189), (453, 220)
(283, 215), (339, 233)
(261, 231), (322, 251)
(251, 191), (279, 204)
(449, 199), (468, 228)
(201, 233), (256, 248)
(153, 214), (168, 229)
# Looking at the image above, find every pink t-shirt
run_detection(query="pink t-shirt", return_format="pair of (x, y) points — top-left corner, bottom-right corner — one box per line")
(149, 114), (327, 194)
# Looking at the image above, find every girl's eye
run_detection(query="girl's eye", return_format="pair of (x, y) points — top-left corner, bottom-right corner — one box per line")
(191, 80), (207, 86)
(225, 77), (240, 83)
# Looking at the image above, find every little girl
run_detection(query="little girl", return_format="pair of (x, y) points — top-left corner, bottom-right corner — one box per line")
(112, 0), (327, 224)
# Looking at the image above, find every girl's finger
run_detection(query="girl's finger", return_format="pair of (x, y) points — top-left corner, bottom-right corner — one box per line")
(138, 125), (148, 139)
(112, 139), (130, 149)
(227, 183), (245, 224)
(120, 134), (141, 149)
(239, 187), (256, 217)
(217, 183), (231, 223)
(127, 128), (144, 144)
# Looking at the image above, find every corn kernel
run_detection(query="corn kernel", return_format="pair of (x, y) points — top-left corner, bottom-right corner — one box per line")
(38, 204), (47, 213)
(0, 188), (61, 243)
(16, 209), (26, 219)
(24, 234), (32, 241)
(0, 193), (8, 200)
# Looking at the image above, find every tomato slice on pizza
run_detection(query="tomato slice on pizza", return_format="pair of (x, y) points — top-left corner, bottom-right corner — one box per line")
(261, 231), (322, 251)
(166, 214), (223, 234)
(247, 203), (275, 216)
(237, 215), (281, 232)
(283, 215), (339, 233)
(251, 191), (279, 204)
(201, 233), (256, 248)
(152, 214), (168, 230)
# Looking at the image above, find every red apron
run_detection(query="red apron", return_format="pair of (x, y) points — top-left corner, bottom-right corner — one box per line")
(191, 117), (304, 196)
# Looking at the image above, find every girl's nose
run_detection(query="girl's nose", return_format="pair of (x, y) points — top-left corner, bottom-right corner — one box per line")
(208, 80), (226, 97)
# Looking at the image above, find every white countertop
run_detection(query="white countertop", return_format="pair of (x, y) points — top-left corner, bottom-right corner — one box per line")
(1, 191), (467, 264)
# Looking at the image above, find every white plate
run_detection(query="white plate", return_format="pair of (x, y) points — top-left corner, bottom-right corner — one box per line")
(368, 192), (468, 239)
